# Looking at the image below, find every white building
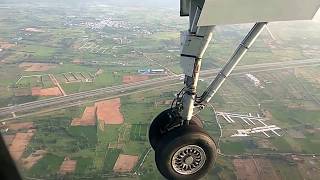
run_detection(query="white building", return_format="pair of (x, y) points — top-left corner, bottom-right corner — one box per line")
(245, 73), (261, 87)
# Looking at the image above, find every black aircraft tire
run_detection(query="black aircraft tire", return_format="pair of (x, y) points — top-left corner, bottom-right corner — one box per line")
(149, 109), (203, 150)
(155, 126), (216, 180)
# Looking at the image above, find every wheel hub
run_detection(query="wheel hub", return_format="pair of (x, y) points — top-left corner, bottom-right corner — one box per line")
(171, 145), (206, 175)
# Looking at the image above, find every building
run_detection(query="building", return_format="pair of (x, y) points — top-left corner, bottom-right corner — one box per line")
(245, 73), (261, 87)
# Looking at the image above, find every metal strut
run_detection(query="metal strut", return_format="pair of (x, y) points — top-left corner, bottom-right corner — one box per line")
(178, 0), (214, 121)
(179, 21), (267, 121)
(199, 22), (267, 104)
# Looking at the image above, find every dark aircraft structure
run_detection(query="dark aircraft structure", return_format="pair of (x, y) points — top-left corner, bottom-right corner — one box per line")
(148, 0), (320, 179)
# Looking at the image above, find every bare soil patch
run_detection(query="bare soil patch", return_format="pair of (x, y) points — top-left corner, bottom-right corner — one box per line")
(71, 106), (96, 126)
(113, 154), (139, 173)
(122, 75), (149, 84)
(233, 158), (279, 180)
(95, 98), (124, 125)
(32, 87), (62, 96)
(9, 131), (35, 161)
(0, 41), (15, 49)
(59, 158), (77, 175)
(21, 150), (47, 169)
(7, 122), (34, 131)
(3, 135), (15, 146)
(19, 62), (56, 72)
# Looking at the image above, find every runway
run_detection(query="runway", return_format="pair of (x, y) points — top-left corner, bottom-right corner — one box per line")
(0, 58), (319, 120)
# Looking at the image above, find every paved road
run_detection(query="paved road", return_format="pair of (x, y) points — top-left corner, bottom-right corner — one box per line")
(0, 58), (319, 117)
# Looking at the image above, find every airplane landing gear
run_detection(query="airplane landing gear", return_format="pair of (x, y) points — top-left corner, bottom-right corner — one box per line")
(152, 124), (217, 180)
(149, 109), (217, 179)
(149, 1), (267, 179)
(148, 108), (203, 150)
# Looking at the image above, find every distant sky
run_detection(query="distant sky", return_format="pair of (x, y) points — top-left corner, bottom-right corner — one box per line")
(100, 0), (180, 8)
(0, 0), (180, 8)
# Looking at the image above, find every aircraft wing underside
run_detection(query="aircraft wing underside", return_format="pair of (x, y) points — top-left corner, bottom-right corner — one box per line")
(197, 0), (320, 26)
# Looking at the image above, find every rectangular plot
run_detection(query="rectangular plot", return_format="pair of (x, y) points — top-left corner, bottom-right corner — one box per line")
(41, 75), (55, 88)
(103, 148), (121, 172)
(113, 154), (139, 173)
(95, 98), (124, 125)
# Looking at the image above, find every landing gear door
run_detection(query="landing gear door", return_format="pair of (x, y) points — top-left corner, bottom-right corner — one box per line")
(180, 0), (191, 16)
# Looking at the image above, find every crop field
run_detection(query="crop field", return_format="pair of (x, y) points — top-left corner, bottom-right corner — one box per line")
(26, 153), (64, 177)
(16, 74), (55, 88)
(103, 148), (121, 172)
(271, 159), (303, 180)
(130, 124), (148, 141)
(233, 158), (280, 180)
(95, 124), (121, 171)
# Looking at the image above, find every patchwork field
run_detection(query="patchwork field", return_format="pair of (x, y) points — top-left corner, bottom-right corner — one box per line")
(9, 131), (35, 161)
(103, 148), (121, 172)
(22, 150), (47, 170)
(71, 106), (96, 126)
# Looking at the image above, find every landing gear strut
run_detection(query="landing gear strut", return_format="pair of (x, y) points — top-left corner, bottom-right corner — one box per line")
(150, 0), (267, 179)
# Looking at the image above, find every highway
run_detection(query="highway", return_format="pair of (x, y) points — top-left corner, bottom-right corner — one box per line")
(0, 58), (319, 118)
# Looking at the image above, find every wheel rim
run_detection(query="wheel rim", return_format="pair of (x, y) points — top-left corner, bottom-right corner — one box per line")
(171, 145), (206, 175)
